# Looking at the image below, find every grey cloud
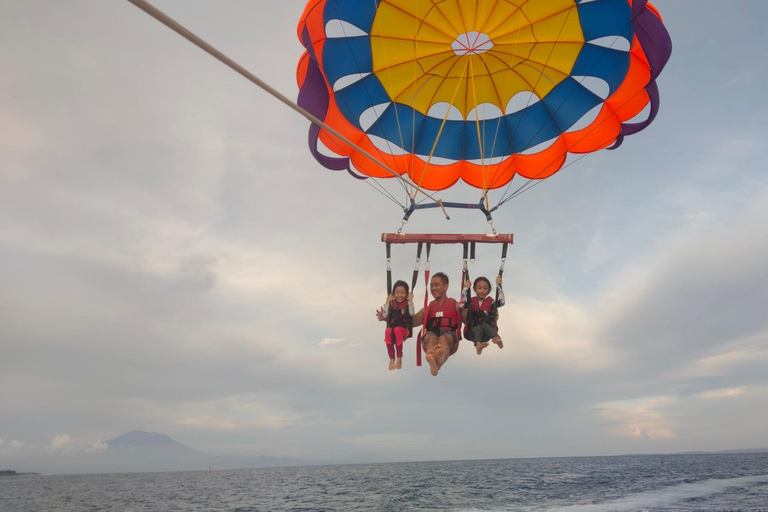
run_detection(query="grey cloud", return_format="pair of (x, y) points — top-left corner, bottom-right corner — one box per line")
(3, 0), (768, 469)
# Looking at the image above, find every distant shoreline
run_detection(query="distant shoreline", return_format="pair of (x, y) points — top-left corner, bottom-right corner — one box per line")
(0, 470), (40, 477)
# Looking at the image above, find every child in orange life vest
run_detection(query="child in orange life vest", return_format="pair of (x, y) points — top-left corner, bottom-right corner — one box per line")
(462, 275), (505, 355)
(381, 280), (414, 370)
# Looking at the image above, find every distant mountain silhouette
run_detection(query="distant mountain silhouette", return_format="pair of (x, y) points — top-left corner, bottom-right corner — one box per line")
(93, 430), (337, 473)
(15, 431), (392, 474)
(4, 430), (341, 475)
(107, 430), (206, 456)
(107, 431), (204, 453)
(11, 431), (766, 475)
(99, 430), (391, 471)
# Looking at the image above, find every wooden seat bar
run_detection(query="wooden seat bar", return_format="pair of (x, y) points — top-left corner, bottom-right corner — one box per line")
(381, 233), (513, 244)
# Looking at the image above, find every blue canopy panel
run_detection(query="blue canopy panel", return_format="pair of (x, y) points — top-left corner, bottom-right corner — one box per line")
(320, 0), (633, 162)
(324, 0), (379, 34)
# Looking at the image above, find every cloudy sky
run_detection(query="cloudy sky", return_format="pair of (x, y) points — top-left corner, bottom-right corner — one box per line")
(2, 0), (768, 470)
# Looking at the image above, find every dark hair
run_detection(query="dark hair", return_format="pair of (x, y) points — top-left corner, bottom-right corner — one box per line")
(432, 272), (449, 285)
(473, 276), (492, 291)
(391, 280), (409, 295)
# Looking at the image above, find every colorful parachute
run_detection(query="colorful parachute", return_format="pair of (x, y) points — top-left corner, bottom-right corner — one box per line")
(297, 0), (671, 193)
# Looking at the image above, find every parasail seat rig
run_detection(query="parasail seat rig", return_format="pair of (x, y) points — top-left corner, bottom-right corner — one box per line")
(382, 231), (511, 367)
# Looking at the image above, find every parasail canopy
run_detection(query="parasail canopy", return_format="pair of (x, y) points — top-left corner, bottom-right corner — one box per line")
(297, 0), (671, 198)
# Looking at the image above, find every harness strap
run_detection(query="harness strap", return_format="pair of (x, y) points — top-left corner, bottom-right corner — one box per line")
(456, 243), (469, 341)
(496, 242), (508, 303)
(417, 243), (431, 367)
(386, 242), (392, 296)
(470, 300), (497, 327)
(426, 315), (460, 333)
(461, 242), (470, 308)
(411, 242), (423, 292)
(462, 243), (469, 275)
(387, 303), (409, 326)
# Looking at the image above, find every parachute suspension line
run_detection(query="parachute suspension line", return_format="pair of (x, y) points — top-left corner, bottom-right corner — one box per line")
(495, 144), (594, 208)
(469, 57), (488, 199)
(368, 0), (443, 206)
(326, 0), (411, 198)
(473, 53), (498, 208)
(485, 3), (577, 192)
(404, 60), (462, 191)
(228, 0), (398, 210)
(484, 23), (525, 194)
(400, 74), (439, 201)
(490, 12), (638, 201)
(306, 3), (410, 208)
(370, 0), (442, 202)
(361, 0), (411, 188)
(124, 0), (446, 210)
(475, 0), (492, 204)
(492, 16), (641, 209)
(497, 93), (639, 204)
(495, 80), (639, 207)
(414, 59), (471, 194)
(409, 1), (422, 203)
(362, 179), (406, 209)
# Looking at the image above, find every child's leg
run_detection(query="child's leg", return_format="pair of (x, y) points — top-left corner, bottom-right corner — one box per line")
(384, 329), (396, 369)
(472, 325), (489, 354)
(481, 324), (497, 342)
(393, 327), (408, 345)
(483, 324), (503, 348)
(393, 327), (406, 367)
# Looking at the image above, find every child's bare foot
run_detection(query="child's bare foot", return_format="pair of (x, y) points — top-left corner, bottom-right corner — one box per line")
(492, 337), (504, 348)
(425, 352), (440, 376)
(476, 341), (489, 355)
(388, 359), (395, 370)
(395, 358), (402, 369)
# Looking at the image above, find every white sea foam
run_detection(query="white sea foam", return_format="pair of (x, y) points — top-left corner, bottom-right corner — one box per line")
(547, 474), (768, 511)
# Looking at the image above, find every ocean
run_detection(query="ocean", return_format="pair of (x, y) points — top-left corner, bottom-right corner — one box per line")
(2, 453), (768, 511)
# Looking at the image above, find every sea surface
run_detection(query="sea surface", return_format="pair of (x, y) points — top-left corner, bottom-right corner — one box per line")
(2, 453), (768, 511)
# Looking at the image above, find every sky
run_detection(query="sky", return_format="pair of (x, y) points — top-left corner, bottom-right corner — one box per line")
(1, 0), (768, 471)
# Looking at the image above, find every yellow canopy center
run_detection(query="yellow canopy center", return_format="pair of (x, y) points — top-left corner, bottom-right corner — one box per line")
(370, 0), (585, 118)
